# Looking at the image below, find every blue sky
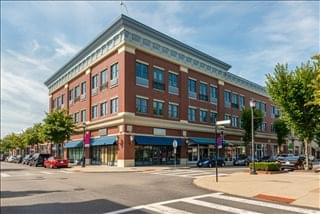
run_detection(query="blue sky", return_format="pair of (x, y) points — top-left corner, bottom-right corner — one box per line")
(1, 1), (319, 137)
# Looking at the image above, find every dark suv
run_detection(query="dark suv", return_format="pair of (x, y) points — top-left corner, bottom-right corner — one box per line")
(29, 153), (51, 167)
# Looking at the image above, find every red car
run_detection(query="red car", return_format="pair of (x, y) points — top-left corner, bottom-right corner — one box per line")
(44, 157), (69, 168)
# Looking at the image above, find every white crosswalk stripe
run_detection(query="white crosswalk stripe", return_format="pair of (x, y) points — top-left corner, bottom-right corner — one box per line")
(40, 171), (54, 175)
(143, 168), (227, 179)
(104, 192), (319, 214)
(0, 170), (73, 178)
(1, 172), (10, 177)
(60, 170), (72, 174)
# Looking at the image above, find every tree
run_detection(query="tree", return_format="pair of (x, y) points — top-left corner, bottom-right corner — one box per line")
(240, 108), (264, 154)
(1, 133), (26, 154)
(310, 55), (320, 106)
(266, 56), (320, 169)
(22, 123), (45, 152)
(42, 110), (75, 157)
(273, 119), (290, 154)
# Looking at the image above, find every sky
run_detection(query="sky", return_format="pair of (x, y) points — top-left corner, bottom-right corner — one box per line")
(1, 1), (319, 137)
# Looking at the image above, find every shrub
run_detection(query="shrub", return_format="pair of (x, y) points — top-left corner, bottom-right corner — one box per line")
(249, 162), (280, 171)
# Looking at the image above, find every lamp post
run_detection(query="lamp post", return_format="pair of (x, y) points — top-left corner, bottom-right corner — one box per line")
(215, 120), (231, 182)
(250, 100), (257, 175)
(82, 122), (86, 168)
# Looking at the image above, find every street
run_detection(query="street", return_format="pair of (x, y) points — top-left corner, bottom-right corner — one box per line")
(1, 162), (319, 214)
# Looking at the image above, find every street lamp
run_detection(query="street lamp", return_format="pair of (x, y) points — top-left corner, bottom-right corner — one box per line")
(82, 122), (86, 168)
(249, 100), (257, 175)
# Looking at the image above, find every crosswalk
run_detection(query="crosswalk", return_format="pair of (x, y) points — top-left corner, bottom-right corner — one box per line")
(105, 192), (320, 214)
(142, 168), (228, 179)
(0, 170), (73, 178)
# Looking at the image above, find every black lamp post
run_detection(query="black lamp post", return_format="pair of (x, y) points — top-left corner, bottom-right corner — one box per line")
(82, 122), (86, 168)
(250, 100), (257, 175)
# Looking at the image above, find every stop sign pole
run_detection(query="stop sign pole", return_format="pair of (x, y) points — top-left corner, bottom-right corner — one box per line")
(215, 120), (231, 182)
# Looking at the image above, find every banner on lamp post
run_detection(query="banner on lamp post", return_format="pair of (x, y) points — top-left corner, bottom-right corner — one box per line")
(84, 131), (91, 148)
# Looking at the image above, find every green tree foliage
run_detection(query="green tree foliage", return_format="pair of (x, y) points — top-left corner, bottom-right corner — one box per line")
(273, 119), (290, 152)
(310, 54), (320, 106)
(42, 110), (75, 145)
(240, 108), (264, 145)
(22, 123), (45, 147)
(266, 56), (320, 169)
(0, 133), (26, 153)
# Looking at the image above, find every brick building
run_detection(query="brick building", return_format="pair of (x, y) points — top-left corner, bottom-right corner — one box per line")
(44, 15), (279, 167)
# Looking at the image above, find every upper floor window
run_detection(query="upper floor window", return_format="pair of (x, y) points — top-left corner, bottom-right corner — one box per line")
(200, 110), (208, 122)
(136, 62), (149, 87)
(81, 110), (86, 122)
(271, 106), (280, 118)
(136, 97), (148, 113)
(111, 97), (118, 114)
(262, 122), (267, 132)
(188, 79), (197, 99)
(110, 63), (119, 86)
(153, 100), (164, 116)
(231, 93), (239, 109)
(210, 86), (218, 104)
(231, 116), (239, 128)
(224, 91), (231, 108)
(199, 83), (208, 101)
(91, 74), (98, 94)
(240, 95), (245, 109)
(81, 82), (86, 96)
(74, 112), (80, 123)
(224, 114), (231, 124)
(168, 72), (179, 95)
(153, 68), (165, 91)
(100, 102), (107, 116)
(69, 89), (74, 103)
(188, 107), (196, 122)
(100, 69), (107, 89)
(168, 104), (179, 119)
(210, 112), (217, 124)
(74, 85), (80, 100)
(91, 105), (98, 119)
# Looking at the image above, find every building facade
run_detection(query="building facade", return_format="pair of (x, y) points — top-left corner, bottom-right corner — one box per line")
(45, 15), (279, 167)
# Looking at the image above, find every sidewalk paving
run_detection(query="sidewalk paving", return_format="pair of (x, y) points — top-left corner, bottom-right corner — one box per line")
(193, 171), (320, 209)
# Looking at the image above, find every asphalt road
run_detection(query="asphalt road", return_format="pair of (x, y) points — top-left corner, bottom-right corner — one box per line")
(1, 162), (319, 214)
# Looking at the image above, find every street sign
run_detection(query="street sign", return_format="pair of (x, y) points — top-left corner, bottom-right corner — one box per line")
(172, 139), (178, 148)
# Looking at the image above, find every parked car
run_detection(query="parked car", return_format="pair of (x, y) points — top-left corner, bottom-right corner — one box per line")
(233, 156), (249, 166)
(277, 155), (313, 170)
(0, 154), (8, 161)
(44, 157), (69, 168)
(7, 155), (17, 163)
(13, 155), (23, 163)
(22, 154), (33, 165)
(258, 156), (278, 162)
(197, 157), (225, 168)
(29, 153), (51, 167)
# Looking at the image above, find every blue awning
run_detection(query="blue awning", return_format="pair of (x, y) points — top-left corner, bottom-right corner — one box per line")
(135, 136), (182, 146)
(189, 137), (216, 145)
(64, 140), (83, 148)
(91, 136), (117, 146)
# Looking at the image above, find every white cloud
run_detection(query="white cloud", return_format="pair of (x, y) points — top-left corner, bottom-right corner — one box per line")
(54, 37), (80, 57)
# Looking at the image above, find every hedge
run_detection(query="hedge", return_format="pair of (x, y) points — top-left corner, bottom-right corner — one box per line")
(249, 162), (281, 171)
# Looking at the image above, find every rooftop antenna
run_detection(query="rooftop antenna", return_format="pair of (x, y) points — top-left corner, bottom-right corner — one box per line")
(120, 1), (129, 15)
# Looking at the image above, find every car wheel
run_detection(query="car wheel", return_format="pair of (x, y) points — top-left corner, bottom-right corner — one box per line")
(222, 162), (225, 167)
(209, 163), (213, 168)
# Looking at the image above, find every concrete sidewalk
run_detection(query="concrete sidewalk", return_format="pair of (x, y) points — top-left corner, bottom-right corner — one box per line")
(194, 171), (320, 209)
(65, 165), (190, 173)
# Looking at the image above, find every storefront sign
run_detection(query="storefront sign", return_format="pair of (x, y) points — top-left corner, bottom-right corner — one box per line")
(153, 128), (166, 136)
(98, 128), (107, 136)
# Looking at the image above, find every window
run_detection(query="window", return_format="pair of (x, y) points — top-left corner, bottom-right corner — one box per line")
(81, 110), (86, 122)
(91, 105), (98, 119)
(271, 124), (276, 133)
(188, 79), (197, 99)
(74, 112), (80, 123)
(92, 74), (98, 89)
(136, 62), (149, 87)
(136, 97), (148, 113)
(111, 98), (118, 114)
(100, 69), (107, 89)
(210, 112), (217, 124)
(168, 72), (179, 94)
(168, 104), (179, 119)
(81, 82), (86, 95)
(224, 91), (231, 108)
(153, 68), (165, 90)
(200, 110), (208, 122)
(199, 83), (208, 101)
(188, 108), (196, 122)
(231, 93), (239, 108)
(74, 85), (80, 99)
(153, 100), (164, 116)
(271, 106), (280, 118)
(210, 86), (218, 104)
(224, 114), (231, 121)
(100, 102), (107, 116)
(110, 63), (119, 86)
(231, 116), (239, 128)
(240, 95), (245, 109)
(69, 89), (74, 101)
(262, 123), (267, 132)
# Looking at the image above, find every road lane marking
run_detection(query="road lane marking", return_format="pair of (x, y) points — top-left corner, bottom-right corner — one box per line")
(1, 173), (10, 177)
(145, 204), (193, 214)
(208, 193), (320, 214)
(40, 171), (54, 175)
(60, 170), (72, 174)
(184, 198), (262, 214)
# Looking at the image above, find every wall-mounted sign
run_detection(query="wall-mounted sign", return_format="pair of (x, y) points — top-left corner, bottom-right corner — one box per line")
(99, 128), (107, 136)
(153, 128), (166, 136)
